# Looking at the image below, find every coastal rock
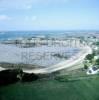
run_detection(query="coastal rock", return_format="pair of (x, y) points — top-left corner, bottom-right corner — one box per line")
(0, 69), (39, 86)
(22, 73), (39, 82)
(0, 69), (22, 86)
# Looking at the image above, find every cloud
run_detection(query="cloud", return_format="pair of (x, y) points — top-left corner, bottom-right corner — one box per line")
(0, 15), (11, 21)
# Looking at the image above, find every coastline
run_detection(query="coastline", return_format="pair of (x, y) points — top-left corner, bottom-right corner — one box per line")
(23, 46), (92, 74)
(0, 45), (92, 74)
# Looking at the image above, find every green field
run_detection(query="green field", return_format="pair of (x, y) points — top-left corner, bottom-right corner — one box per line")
(0, 76), (99, 100)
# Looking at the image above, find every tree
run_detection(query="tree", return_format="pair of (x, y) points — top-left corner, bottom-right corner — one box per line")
(84, 64), (88, 69)
(95, 59), (99, 65)
(85, 54), (94, 61)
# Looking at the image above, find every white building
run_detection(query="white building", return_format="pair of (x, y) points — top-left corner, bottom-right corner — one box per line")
(87, 66), (99, 75)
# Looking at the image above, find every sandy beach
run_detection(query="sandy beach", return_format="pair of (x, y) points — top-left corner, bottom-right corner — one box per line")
(22, 46), (92, 74)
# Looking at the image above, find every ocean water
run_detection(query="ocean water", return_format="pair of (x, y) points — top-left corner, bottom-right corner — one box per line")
(0, 30), (91, 41)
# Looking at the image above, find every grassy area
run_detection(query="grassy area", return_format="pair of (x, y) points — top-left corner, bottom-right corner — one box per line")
(0, 74), (99, 100)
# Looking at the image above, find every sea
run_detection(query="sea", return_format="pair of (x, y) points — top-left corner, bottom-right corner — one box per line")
(0, 30), (93, 41)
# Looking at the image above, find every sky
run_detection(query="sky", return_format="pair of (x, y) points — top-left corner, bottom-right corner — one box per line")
(0, 0), (99, 31)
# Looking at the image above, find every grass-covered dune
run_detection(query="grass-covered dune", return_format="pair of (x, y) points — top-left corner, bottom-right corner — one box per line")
(0, 76), (99, 100)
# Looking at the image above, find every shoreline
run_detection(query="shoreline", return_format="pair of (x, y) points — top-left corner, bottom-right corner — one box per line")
(23, 46), (92, 74)
(0, 46), (92, 74)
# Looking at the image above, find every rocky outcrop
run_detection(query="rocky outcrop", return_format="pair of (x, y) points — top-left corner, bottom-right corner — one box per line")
(0, 69), (22, 86)
(0, 69), (39, 86)
(22, 73), (39, 82)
